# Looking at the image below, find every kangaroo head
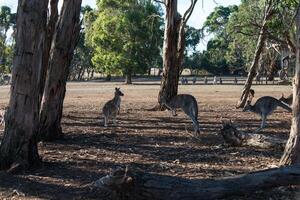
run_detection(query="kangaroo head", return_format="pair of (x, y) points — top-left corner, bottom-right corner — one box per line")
(115, 87), (124, 97)
(242, 100), (252, 112)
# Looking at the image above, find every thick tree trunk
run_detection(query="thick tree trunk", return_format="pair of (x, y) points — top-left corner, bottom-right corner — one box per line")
(280, 6), (300, 165)
(125, 69), (132, 84)
(39, 0), (82, 141)
(236, 2), (274, 108)
(89, 165), (300, 200)
(0, 0), (48, 170)
(39, 0), (59, 104)
(156, 0), (182, 110)
(220, 122), (286, 150)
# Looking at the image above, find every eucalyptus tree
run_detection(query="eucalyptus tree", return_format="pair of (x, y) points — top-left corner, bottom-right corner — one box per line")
(86, 0), (163, 84)
(0, 0), (48, 171)
(280, 0), (300, 165)
(155, 0), (198, 109)
(39, 0), (82, 141)
(0, 6), (16, 73)
(70, 6), (95, 80)
(235, 0), (279, 108)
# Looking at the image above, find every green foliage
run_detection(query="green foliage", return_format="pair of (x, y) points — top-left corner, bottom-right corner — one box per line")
(193, 5), (238, 74)
(70, 6), (96, 80)
(185, 25), (201, 52)
(193, 0), (299, 75)
(86, 0), (163, 77)
(0, 6), (16, 73)
(203, 5), (238, 36)
(225, 0), (298, 71)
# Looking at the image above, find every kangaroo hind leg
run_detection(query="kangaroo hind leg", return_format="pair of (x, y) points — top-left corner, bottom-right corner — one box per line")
(184, 107), (199, 134)
(104, 115), (108, 127)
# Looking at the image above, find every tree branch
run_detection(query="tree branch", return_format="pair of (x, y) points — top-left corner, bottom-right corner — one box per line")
(183, 0), (198, 23)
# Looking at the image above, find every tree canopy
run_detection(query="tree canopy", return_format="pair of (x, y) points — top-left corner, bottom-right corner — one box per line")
(86, 0), (163, 82)
(0, 6), (16, 73)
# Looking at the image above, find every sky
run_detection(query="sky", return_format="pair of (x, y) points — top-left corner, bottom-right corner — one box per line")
(0, 0), (241, 50)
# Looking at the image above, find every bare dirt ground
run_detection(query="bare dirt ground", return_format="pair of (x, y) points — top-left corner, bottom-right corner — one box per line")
(0, 81), (298, 199)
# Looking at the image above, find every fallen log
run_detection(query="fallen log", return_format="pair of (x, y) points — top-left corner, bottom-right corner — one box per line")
(219, 121), (286, 150)
(88, 165), (300, 200)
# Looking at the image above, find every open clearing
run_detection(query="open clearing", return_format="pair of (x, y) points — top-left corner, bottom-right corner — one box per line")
(0, 81), (298, 199)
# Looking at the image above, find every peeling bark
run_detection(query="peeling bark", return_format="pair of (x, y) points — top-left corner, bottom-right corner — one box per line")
(39, 0), (82, 141)
(39, 0), (59, 104)
(157, 1), (181, 110)
(155, 0), (197, 110)
(0, 0), (48, 170)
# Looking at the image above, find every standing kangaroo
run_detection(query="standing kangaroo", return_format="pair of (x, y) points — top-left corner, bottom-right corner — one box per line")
(161, 94), (200, 134)
(102, 88), (124, 126)
(279, 93), (293, 106)
(243, 96), (292, 132)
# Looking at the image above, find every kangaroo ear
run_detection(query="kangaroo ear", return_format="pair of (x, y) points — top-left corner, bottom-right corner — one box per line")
(281, 93), (284, 98)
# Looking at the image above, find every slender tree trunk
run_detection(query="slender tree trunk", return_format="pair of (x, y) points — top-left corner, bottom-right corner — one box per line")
(236, 2), (274, 108)
(76, 66), (82, 80)
(280, 5), (300, 165)
(0, 0), (48, 170)
(147, 68), (151, 76)
(79, 67), (85, 80)
(39, 0), (59, 104)
(91, 69), (94, 79)
(156, 0), (182, 109)
(39, 0), (82, 141)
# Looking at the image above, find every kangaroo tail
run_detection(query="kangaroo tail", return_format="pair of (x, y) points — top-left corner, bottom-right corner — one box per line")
(278, 101), (292, 112)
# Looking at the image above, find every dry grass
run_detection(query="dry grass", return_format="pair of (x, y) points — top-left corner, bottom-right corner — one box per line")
(0, 81), (298, 199)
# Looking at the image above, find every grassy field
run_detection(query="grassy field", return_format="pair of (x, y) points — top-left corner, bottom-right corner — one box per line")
(0, 81), (297, 199)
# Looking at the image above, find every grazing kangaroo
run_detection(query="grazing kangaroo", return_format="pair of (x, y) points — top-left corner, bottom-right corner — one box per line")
(243, 96), (292, 132)
(102, 88), (124, 126)
(161, 94), (200, 134)
(279, 93), (293, 106)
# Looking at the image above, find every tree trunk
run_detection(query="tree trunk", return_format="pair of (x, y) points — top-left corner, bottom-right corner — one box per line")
(236, 2), (274, 108)
(147, 68), (151, 76)
(39, 0), (82, 141)
(156, 0), (182, 110)
(280, 5), (300, 165)
(220, 122), (286, 150)
(125, 69), (132, 84)
(91, 69), (94, 79)
(89, 165), (300, 200)
(39, 0), (59, 104)
(0, 0), (48, 170)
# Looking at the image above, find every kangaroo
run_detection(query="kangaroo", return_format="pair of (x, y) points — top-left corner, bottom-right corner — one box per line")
(243, 96), (292, 132)
(161, 94), (200, 134)
(102, 88), (124, 126)
(279, 93), (293, 106)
